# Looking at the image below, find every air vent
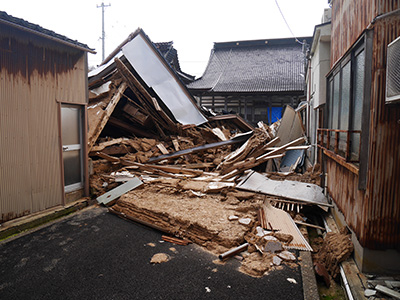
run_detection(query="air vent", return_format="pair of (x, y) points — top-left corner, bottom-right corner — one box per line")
(386, 36), (400, 104)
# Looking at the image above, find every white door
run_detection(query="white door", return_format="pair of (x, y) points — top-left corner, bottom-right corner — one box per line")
(61, 104), (83, 193)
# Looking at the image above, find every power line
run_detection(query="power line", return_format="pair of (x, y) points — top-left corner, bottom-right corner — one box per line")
(274, 0), (305, 45)
(97, 2), (111, 62)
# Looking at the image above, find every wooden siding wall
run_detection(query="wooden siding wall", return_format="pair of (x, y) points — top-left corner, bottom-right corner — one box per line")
(329, 0), (400, 249)
(0, 25), (87, 222)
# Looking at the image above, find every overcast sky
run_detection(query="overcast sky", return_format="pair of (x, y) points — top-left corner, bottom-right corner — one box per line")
(1, 0), (329, 77)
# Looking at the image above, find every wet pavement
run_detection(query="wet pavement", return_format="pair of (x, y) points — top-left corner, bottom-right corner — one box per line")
(0, 206), (304, 299)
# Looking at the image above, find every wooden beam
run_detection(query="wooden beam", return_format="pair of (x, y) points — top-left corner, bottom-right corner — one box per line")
(114, 58), (171, 137)
(95, 152), (120, 163)
(88, 82), (127, 152)
(322, 148), (359, 175)
(107, 117), (158, 139)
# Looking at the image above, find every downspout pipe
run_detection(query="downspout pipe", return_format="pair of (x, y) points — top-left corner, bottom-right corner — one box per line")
(367, 8), (400, 30)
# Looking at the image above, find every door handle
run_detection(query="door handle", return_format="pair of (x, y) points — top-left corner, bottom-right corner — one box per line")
(62, 146), (68, 151)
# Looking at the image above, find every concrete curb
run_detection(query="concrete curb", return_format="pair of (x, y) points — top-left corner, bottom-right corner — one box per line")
(0, 198), (94, 241)
(300, 250), (320, 300)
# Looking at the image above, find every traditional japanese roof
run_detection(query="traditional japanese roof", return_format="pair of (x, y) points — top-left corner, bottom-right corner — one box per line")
(188, 37), (312, 93)
(0, 11), (95, 53)
(154, 41), (195, 84)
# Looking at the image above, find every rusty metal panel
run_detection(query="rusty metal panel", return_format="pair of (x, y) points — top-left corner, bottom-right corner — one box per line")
(330, 0), (399, 67)
(328, 2), (400, 250)
(0, 24), (87, 222)
(365, 16), (400, 250)
(326, 158), (366, 241)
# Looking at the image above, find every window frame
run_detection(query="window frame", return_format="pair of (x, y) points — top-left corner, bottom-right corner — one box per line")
(324, 31), (372, 190)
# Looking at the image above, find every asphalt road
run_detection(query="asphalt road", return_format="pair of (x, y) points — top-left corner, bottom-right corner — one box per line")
(0, 206), (304, 300)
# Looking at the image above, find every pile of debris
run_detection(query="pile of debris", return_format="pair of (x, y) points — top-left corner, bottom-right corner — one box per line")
(87, 28), (332, 277)
(364, 276), (400, 299)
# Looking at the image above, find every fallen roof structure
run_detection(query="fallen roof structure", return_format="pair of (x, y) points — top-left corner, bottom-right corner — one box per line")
(87, 29), (329, 279)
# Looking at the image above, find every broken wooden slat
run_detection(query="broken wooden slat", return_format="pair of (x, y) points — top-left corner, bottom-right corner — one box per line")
(156, 143), (169, 155)
(121, 160), (204, 177)
(91, 138), (127, 152)
(122, 102), (150, 126)
(162, 235), (191, 246)
(88, 82), (127, 152)
(258, 207), (267, 229)
(172, 139), (180, 151)
(220, 154), (284, 180)
(249, 136), (281, 158)
(294, 221), (326, 231)
(95, 152), (120, 163)
(97, 177), (143, 205)
(375, 284), (400, 299)
(148, 132), (252, 163)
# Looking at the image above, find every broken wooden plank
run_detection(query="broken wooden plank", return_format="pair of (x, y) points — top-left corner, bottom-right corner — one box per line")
(375, 284), (400, 299)
(88, 82), (127, 152)
(220, 154), (284, 180)
(294, 221), (326, 231)
(156, 143), (169, 155)
(91, 138), (128, 152)
(148, 132), (252, 163)
(122, 102), (150, 126)
(172, 139), (180, 151)
(95, 152), (120, 163)
(162, 235), (191, 246)
(97, 177), (143, 205)
(157, 163), (214, 170)
(121, 160), (204, 177)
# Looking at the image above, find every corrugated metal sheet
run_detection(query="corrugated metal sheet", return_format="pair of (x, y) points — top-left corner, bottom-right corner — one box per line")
(328, 0), (400, 249)
(0, 24), (86, 222)
(365, 16), (400, 249)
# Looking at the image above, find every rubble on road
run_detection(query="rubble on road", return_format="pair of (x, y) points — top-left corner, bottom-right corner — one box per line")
(86, 28), (331, 278)
(363, 276), (400, 299)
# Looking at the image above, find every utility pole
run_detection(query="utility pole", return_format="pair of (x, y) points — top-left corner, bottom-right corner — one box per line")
(97, 2), (111, 62)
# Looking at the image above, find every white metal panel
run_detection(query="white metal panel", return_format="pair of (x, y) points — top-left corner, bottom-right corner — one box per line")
(122, 34), (207, 126)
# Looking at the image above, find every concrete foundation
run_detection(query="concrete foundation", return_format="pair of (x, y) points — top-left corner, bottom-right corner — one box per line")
(331, 202), (400, 274)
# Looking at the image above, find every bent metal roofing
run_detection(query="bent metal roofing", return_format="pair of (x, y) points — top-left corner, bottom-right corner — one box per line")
(188, 37), (312, 93)
(0, 11), (95, 53)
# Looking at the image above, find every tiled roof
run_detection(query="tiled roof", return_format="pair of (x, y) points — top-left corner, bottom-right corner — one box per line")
(154, 41), (195, 83)
(0, 11), (94, 52)
(188, 37), (311, 93)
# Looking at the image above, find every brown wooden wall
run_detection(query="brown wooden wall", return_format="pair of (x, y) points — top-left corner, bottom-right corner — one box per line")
(0, 24), (87, 222)
(328, 0), (400, 249)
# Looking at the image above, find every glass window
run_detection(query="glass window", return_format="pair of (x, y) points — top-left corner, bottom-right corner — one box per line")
(325, 42), (365, 162)
(339, 62), (351, 153)
(351, 50), (365, 160)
